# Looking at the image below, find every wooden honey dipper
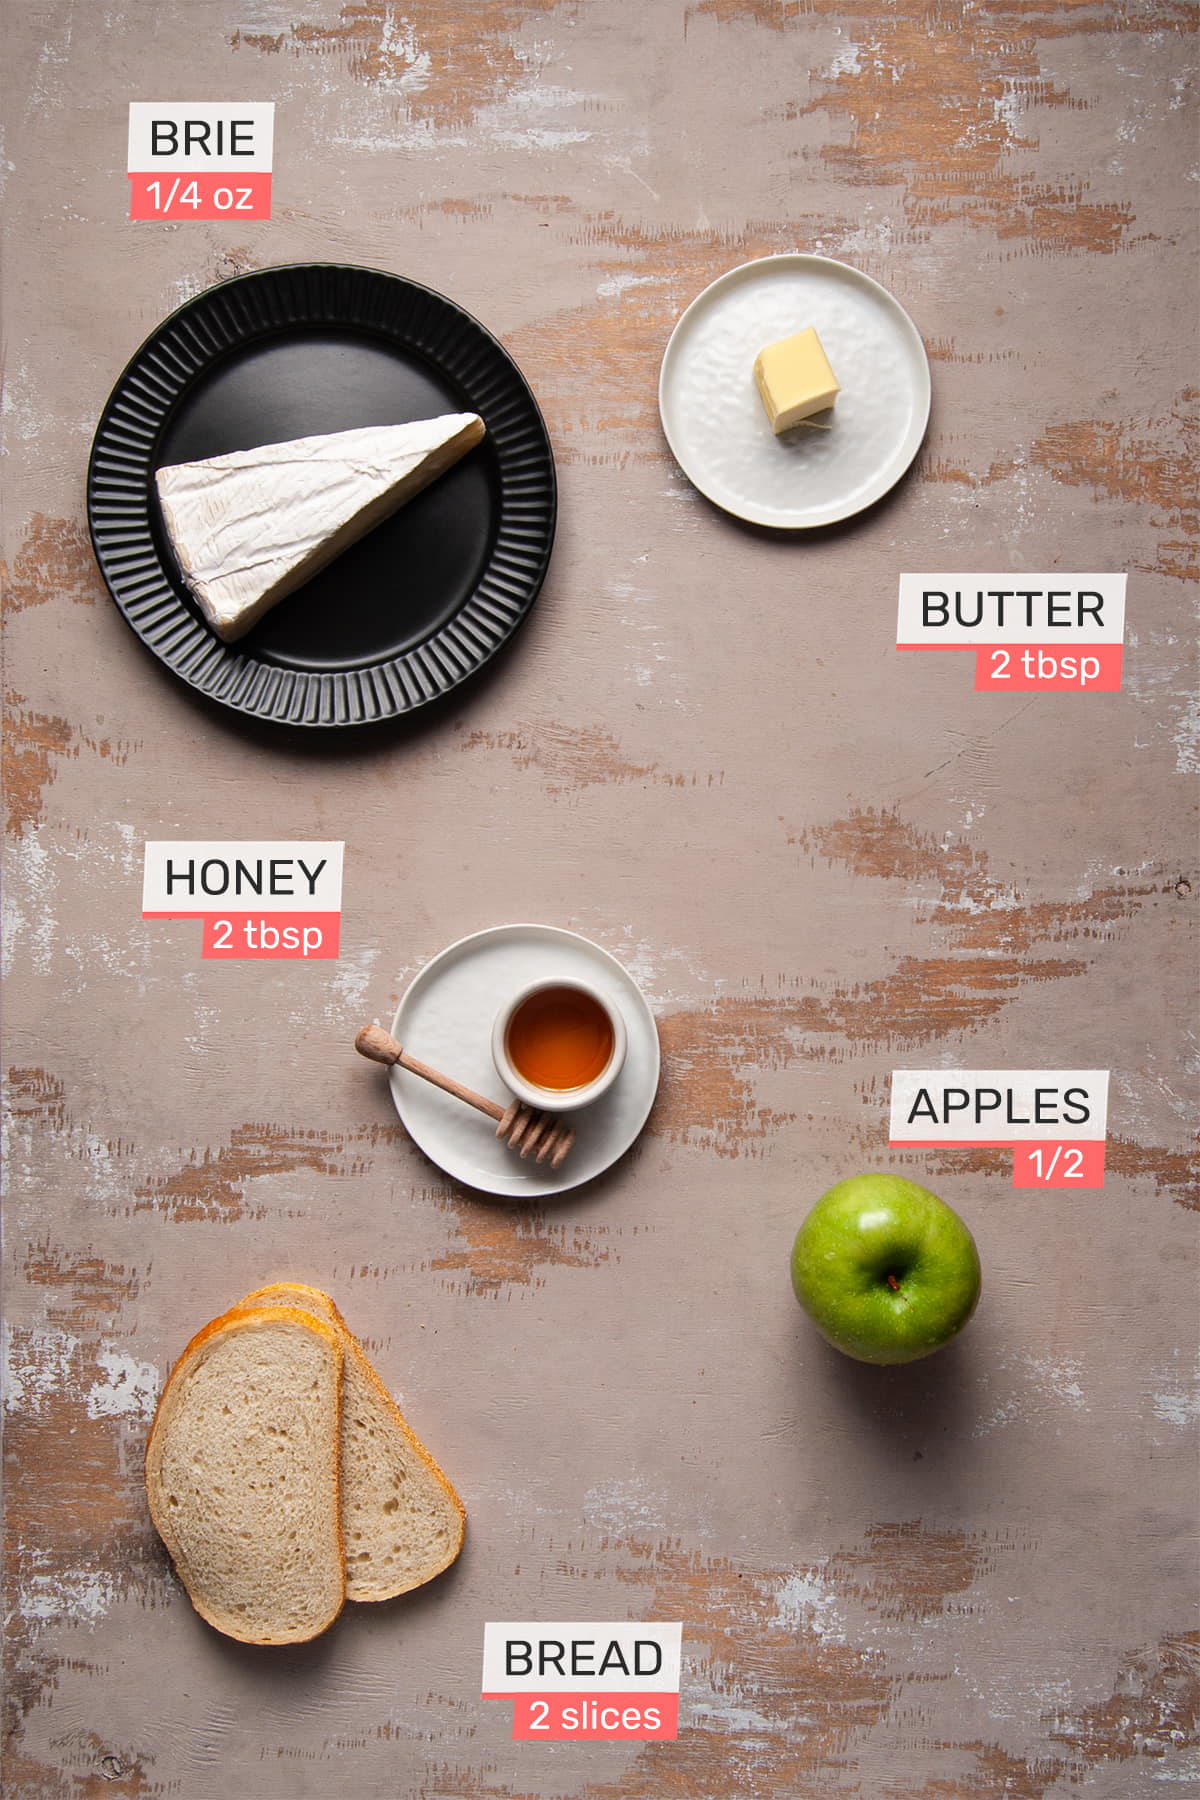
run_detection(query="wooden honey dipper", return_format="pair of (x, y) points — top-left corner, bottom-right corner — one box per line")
(355, 1023), (576, 1169)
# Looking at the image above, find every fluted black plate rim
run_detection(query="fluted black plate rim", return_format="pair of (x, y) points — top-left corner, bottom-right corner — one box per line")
(86, 263), (556, 728)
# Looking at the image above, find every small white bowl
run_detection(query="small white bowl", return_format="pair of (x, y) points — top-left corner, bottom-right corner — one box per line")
(492, 978), (628, 1113)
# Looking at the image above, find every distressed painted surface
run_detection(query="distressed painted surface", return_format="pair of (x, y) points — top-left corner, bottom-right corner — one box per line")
(2, 0), (1196, 1796)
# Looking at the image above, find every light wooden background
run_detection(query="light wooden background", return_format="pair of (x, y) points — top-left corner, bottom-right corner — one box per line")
(3, 2), (1197, 1796)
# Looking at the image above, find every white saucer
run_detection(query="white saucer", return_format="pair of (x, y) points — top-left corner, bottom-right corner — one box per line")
(386, 924), (660, 1197)
(658, 254), (931, 529)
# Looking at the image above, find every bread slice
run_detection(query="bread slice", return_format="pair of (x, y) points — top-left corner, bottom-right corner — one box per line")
(239, 1283), (465, 1602)
(145, 1306), (345, 1644)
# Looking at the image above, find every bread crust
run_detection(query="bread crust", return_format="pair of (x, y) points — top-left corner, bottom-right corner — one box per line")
(145, 1305), (346, 1645)
(240, 1283), (465, 1601)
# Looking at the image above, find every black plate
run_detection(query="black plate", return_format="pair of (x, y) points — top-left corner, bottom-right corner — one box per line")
(87, 264), (556, 727)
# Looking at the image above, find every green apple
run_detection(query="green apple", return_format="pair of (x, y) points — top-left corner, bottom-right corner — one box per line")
(790, 1174), (981, 1364)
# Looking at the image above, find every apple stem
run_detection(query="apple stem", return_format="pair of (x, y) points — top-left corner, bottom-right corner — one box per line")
(885, 1272), (911, 1307)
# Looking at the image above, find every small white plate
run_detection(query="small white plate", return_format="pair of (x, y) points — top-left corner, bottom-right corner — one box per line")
(658, 254), (931, 529)
(387, 924), (660, 1197)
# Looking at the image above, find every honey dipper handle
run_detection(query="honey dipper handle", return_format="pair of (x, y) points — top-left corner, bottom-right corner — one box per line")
(354, 1023), (506, 1122)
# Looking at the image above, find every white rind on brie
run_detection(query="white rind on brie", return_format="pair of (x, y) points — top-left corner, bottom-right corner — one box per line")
(155, 413), (486, 642)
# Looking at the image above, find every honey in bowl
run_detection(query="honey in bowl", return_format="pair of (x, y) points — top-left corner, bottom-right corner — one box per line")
(505, 984), (615, 1093)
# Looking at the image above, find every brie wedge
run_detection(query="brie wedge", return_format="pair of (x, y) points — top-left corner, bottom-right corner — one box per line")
(155, 413), (486, 642)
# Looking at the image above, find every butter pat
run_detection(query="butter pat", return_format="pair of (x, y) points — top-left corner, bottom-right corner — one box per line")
(753, 327), (840, 433)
